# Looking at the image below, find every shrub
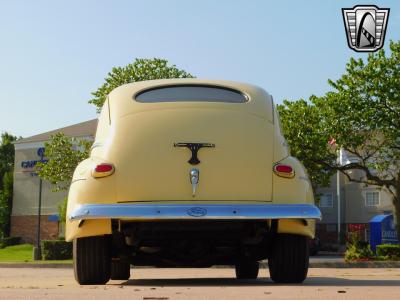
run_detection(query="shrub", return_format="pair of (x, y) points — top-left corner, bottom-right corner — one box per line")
(41, 239), (72, 260)
(376, 244), (400, 260)
(0, 236), (21, 249)
(345, 232), (374, 261)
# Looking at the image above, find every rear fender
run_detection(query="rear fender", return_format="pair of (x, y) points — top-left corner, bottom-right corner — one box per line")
(272, 156), (314, 205)
(272, 156), (315, 238)
(65, 158), (114, 241)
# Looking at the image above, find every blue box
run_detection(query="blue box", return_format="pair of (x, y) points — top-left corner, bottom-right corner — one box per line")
(369, 214), (398, 252)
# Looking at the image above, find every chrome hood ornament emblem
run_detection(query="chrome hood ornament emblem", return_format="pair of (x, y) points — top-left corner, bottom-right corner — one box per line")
(190, 168), (199, 197)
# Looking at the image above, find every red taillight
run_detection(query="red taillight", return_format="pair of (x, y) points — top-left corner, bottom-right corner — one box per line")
(273, 164), (295, 178)
(275, 164), (293, 173)
(92, 163), (115, 178)
(95, 164), (113, 173)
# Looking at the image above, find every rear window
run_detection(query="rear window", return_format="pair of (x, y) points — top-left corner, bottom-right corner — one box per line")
(135, 85), (248, 103)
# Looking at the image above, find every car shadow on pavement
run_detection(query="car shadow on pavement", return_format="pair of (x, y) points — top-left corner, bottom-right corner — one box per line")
(110, 276), (400, 287)
(116, 278), (269, 286)
(302, 277), (400, 287)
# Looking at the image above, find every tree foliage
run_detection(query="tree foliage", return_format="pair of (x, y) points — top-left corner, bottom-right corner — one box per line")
(0, 132), (18, 238)
(37, 133), (91, 192)
(89, 58), (194, 111)
(278, 40), (400, 235)
(58, 197), (68, 223)
(0, 133), (17, 184)
(278, 98), (336, 191)
(0, 172), (13, 239)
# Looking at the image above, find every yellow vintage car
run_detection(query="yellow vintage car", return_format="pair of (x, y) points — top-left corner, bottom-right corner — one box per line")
(66, 79), (321, 285)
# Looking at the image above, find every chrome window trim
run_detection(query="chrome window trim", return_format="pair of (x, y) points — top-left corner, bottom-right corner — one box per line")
(69, 203), (321, 221)
(134, 84), (249, 103)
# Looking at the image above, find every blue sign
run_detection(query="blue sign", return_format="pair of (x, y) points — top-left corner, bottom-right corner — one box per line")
(21, 147), (48, 174)
(47, 215), (60, 222)
(369, 214), (399, 252)
(37, 147), (45, 158)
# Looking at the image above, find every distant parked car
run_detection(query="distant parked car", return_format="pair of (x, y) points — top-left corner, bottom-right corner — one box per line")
(66, 79), (321, 285)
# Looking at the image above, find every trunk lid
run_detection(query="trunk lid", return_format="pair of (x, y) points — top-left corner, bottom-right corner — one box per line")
(110, 108), (273, 202)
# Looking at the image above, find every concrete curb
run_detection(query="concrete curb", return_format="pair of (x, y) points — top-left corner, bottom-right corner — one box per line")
(308, 261), (400, 268)
(0, 263), (72, 268)
(1, 261), (400, 269)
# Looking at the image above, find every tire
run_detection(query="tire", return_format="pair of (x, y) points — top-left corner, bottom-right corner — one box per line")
(235, 261), (259, 279)
(268, 234), (309, 283)
(73, 236), (111, 285)
(110, 261), (131, 280)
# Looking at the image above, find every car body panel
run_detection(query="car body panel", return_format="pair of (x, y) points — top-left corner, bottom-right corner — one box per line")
(110, 110), (273, 202)
(66, 79), (319, 242)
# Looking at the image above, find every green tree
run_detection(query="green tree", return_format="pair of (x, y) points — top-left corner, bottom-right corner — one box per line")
(0, 132), (18, 238)
(37, 133), (91, 192)
(278, 41), (400, 236)
(277, 98), (336, 192)
(89, 58), (194, 111)
(0, 172), (14, 238)
(36, 133), (91, 230)
(0, 133), (17, 183)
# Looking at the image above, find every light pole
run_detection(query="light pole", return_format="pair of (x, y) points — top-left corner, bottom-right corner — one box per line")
(33, 176), (43, 260)
(337, 169), (341, 244)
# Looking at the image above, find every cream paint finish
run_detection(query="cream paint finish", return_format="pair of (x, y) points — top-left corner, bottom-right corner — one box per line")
(108, 79), (274, 122)
(66, 79), (315, 241)
(111, 110), (273, 202)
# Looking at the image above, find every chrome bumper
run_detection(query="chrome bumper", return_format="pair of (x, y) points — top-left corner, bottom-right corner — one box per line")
(68, 203), (321, 221)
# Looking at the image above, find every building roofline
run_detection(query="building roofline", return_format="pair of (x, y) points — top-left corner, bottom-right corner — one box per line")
(13, 119), (98, 144)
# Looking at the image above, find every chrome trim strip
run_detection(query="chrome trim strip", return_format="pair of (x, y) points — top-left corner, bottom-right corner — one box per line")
(68, 203), (321, 221)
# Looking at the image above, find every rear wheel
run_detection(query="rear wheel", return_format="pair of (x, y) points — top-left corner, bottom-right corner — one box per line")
(268, 234), (309, 283)
(110, 261), (131, 280)
(73, 236), (111, 285)
(235, 261), (259, 279)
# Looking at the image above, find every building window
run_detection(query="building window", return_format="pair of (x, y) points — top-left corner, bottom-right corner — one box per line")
(365, 191), (380, 207)
(319, 193), (333, 208)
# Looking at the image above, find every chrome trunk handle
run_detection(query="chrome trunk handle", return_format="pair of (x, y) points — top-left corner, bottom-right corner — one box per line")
(190, 168), (199, 197)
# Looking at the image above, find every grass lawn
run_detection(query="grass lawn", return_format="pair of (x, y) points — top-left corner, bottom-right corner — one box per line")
(0, 244), (72, 264)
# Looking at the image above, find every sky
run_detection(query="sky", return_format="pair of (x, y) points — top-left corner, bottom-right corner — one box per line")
(0, 0), (399, 138)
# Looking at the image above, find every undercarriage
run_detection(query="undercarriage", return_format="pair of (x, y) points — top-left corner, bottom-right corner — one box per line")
(111, 220), (275, 267)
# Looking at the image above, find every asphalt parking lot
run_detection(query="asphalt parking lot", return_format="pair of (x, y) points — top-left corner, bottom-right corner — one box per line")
(0, 267), (399, 300)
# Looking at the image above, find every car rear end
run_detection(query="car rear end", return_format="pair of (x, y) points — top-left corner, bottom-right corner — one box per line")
(66, 79), (321, 284)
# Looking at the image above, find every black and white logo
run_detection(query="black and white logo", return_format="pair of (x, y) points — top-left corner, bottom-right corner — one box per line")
(342, 5), (390, 52)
